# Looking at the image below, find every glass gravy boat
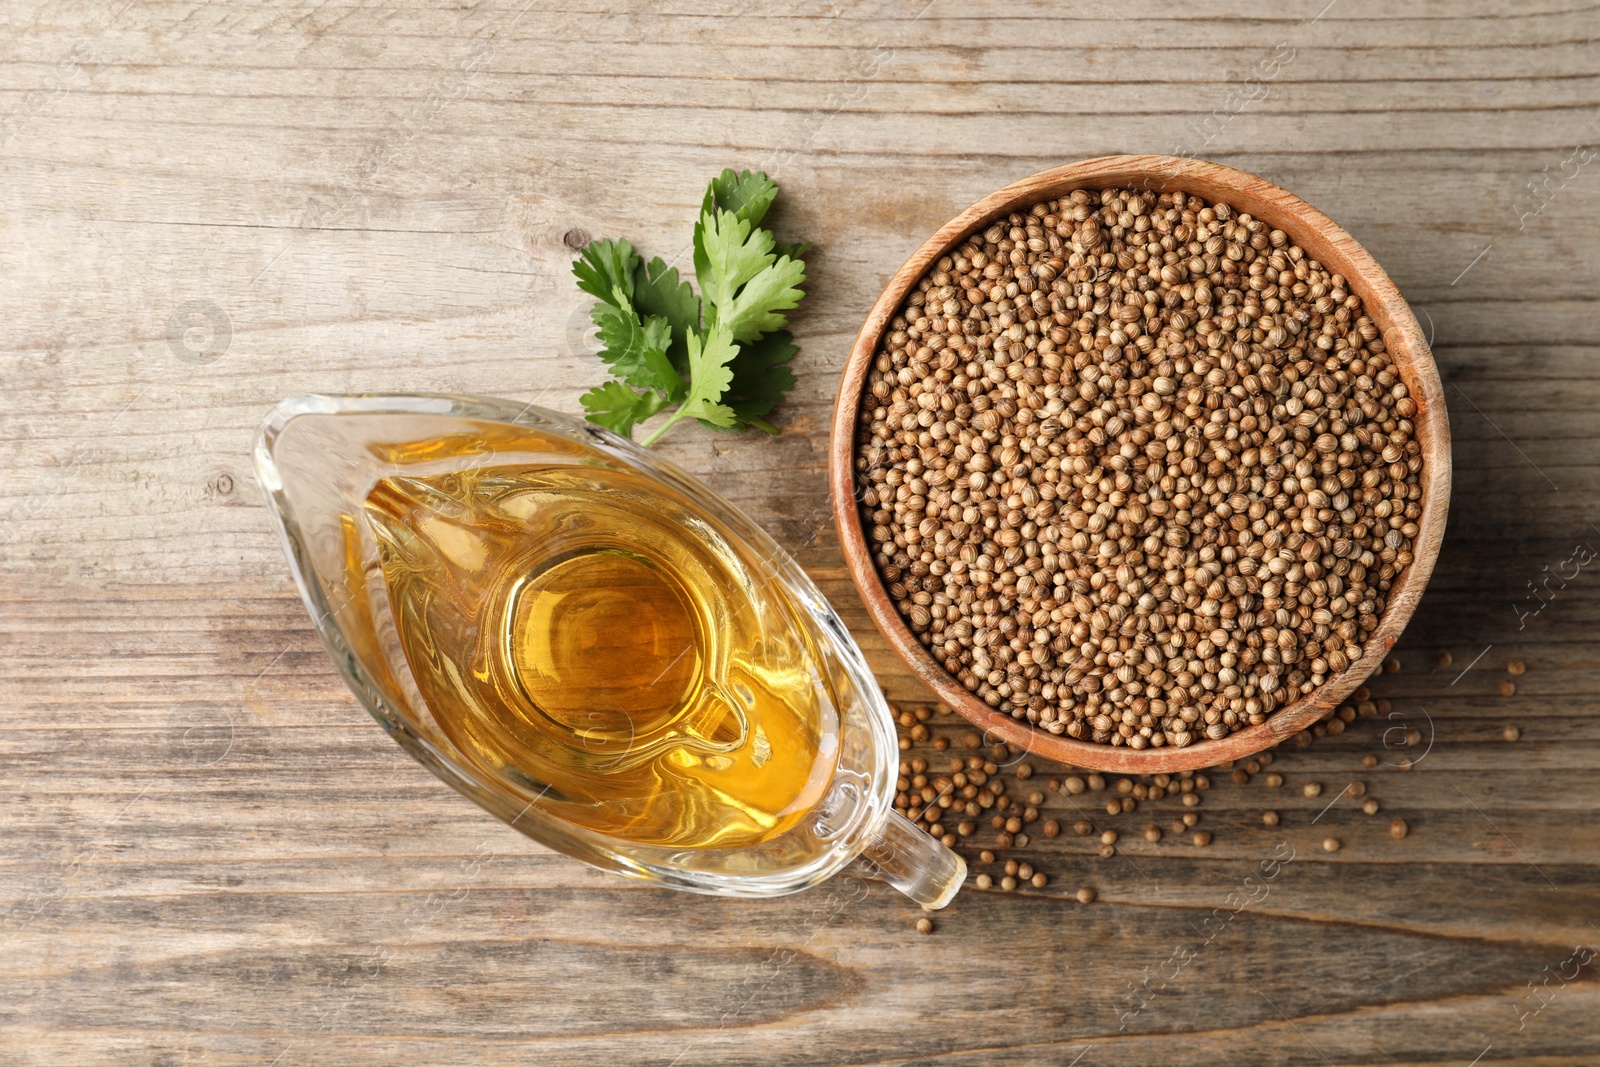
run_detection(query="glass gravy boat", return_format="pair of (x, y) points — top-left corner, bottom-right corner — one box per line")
(253, 394), (965, 908)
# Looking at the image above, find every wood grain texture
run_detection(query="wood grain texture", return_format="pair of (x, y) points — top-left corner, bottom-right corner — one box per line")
(2, 1), (1598, 1064)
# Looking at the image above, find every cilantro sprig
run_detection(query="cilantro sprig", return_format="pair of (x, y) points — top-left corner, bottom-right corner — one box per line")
(575, 170), (808, 447)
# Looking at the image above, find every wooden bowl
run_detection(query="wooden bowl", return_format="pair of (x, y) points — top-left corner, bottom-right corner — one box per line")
(829, 155), (1451, 773)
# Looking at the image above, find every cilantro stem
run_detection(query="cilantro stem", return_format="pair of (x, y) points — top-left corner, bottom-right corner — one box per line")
(639, 410), (687, 448)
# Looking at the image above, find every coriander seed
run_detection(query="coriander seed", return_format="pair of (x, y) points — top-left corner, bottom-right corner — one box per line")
(1389, 818), (1409, 838)
(1502, 724), (1520, 742)
(1076, 887), (1096, 904)
(1361, 797), (1380, 815)
(857, 186), (1425, 746)
(1507, 659), (1526, 676)
(1322, 837), (1341, 853)
(1262, 811), (1280, 827)
(916, 917), (934, 935)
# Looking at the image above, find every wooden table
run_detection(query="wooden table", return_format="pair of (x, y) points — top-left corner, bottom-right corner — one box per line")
(4, 2), (1597, 1063)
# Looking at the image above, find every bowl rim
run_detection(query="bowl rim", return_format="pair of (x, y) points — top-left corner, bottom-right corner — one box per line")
(828, 154), (1452, 773)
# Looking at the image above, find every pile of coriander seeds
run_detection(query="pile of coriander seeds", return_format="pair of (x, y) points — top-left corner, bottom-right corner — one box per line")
(855, 186), (1425, 747)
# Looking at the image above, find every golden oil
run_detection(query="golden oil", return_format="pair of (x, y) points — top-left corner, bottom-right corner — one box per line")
(362, 449), (840, 849)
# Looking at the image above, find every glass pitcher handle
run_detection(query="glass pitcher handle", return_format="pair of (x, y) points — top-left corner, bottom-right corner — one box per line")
(854, 810), (967, 909)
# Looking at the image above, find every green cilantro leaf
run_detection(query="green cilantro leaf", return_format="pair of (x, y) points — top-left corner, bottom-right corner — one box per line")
(722, 330), (798, 433)
(716, 252), (806, 343)
(676, 324), (740, 430)
(591, 292), (682, 396)
(632, 256), (700, 375)
(694, 210), (808, 343)
(574, 170), (807, 446)
(694, 208), (776, 314)
(572, 238), (638, 304)
(581, 380), (669, 438)
(773, 240), (811, 262)
(702, 169), (778, 228)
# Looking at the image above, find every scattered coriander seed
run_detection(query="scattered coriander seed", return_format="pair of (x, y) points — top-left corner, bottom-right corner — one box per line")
(1106, 800), (1122, 816)
(1181, 793), (1200, 808)
(1100, 830), (1119, 846)
(1262, 811), (1280, 827)
(916, 917), (934, 935)
(1322, 837), (1341, 853)
(1073, 820), (1094, 837)
(1043, 819), (1061, 838)
(1389, 818), (1409, 839)
(1232, 770), (1250, 785)
(1016, 763), (1033, 780)
(1265, 773), (1284, 788)
(1087, 775), (1106, 792)
(962, 732), (981, 749)
(933, 736), (949, 751)
(1014, 832), (1029, 847)
(1362, 754), (1379, 769)
(1436, 651), (1453, 669)
(1001, 875), (1018, 891)
(1396, 756), (1413, 771)
(975, 873), (992, 889)
(1065, 776), (1087, 795)
(1144, 825), (1162, 843)
(1303, 782), (1323, 798)
(1027, 791), (1046, 806)
(1502, 724), (1521, 742)
(1098, 843), (1115, 858)
(979, 850), (995, 863)
(1348, 781), (1366, 798)
(1193, 831), (1213, 847)
(1004, 859), (1019, 876)
(1384, 657), (1402, 675)
(1181, 812), (1200, 827)
(1499, 680), (1517, 697)
(1031, 872), (1048, 889)
(1017, 862), (1034, 880)
(1361, 797), (1380, 815)
(1120, 797), (1137, 814)
(1076, 887), (1096, 904)
(1507, 659), (1526, 676)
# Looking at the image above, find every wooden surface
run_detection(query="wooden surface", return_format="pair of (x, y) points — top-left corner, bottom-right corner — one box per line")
(2, 2), (1598, 1064)
(829, 153), (1454, 774)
